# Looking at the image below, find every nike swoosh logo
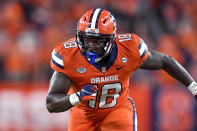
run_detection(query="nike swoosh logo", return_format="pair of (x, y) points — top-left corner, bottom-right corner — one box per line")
(116, 65), (125, 70)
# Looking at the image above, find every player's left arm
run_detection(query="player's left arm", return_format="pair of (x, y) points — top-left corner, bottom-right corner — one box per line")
(140, 48), (197, 99)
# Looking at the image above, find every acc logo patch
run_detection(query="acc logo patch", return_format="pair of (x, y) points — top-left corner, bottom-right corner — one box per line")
(76, 67), (86, 73)
(121, 57), (127, 63)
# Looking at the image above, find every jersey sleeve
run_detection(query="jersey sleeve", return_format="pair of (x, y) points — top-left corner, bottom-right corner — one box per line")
(132, 33), (149, 68)
(137, 37), (149, 61)
(50, 43), (66, 74)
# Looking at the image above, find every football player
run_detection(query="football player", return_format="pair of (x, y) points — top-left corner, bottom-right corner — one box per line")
(46, 8), (197, 131)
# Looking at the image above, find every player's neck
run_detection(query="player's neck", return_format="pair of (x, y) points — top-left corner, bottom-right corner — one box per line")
(98, 53), (111, 64)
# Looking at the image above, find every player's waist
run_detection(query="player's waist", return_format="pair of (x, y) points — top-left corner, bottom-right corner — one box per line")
(75, 98), (128, 120)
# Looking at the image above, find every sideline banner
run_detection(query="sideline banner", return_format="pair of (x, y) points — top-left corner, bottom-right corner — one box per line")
(0, 82), (70, 131)
(152, 86), (197, 131)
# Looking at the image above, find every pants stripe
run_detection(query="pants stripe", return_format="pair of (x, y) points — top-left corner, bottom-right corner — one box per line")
(128, 97), (138, 131)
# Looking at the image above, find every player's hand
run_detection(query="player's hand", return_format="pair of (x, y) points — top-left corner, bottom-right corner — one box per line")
(77, 85), (97, 102)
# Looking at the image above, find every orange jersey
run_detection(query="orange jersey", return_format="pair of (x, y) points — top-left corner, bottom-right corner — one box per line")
(51, 33), (149, 120)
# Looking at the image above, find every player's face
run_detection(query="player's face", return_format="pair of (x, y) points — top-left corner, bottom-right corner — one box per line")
(83, 37), (105, 56)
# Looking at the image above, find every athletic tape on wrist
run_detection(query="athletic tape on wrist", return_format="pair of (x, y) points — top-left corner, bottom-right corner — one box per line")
(69, 92), (81, 106)
(188, 81), (197, 95)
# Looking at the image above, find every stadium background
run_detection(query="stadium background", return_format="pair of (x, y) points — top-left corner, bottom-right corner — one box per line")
(0, 0), (197, 131)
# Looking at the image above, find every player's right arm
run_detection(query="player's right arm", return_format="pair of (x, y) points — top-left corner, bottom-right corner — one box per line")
(46, 71), (98, 113)
(46, 42), (98, 113)
(46, 71), (73, 113)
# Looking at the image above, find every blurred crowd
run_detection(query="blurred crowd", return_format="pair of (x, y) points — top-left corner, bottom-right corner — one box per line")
(0, 0), (196, 87)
